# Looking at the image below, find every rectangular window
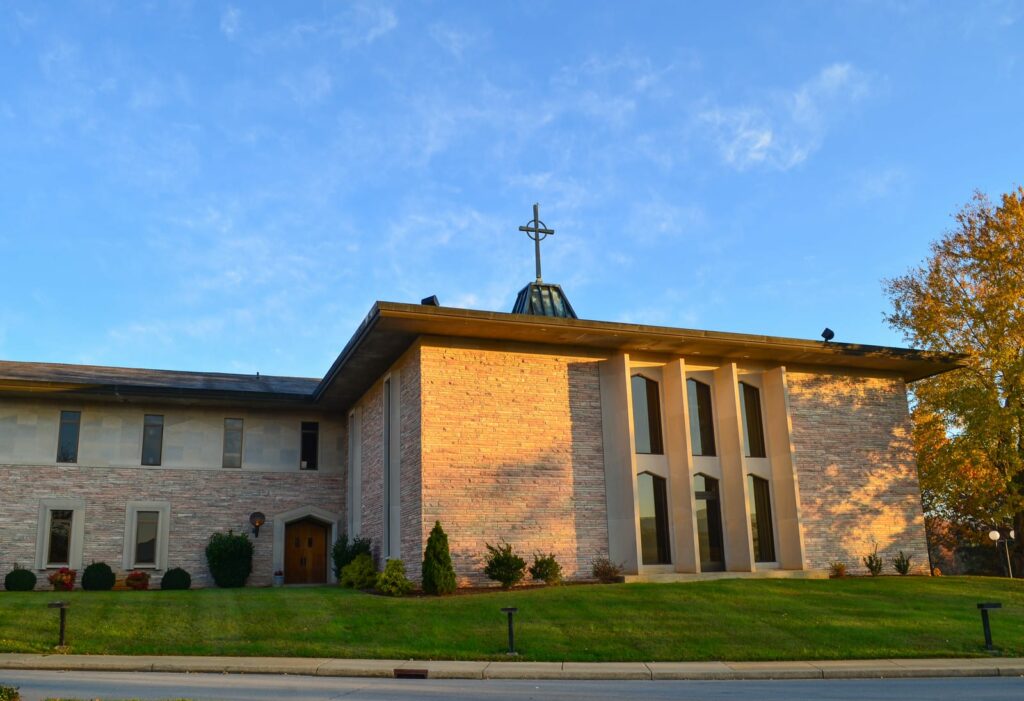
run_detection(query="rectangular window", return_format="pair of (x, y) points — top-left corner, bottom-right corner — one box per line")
(300, 421), (319, 470)
(748, 475), (777, 562)
(739, 382), (767, 458)
(223, 418), (244, 468)
(686, 379), (717, 457)
(141, 414), (164, 466)
(382, 378), (392, 557)
(56, 410), (81, 463)
(46, 509), (74, 566)
(134, 510), (160, 566)
(631, 375), (664, 455)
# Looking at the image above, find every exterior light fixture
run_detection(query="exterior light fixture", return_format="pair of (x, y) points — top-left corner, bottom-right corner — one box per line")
(987, 528), (1015, 578)
(821, 328), (835, 342)
(249, 512), (266, 538)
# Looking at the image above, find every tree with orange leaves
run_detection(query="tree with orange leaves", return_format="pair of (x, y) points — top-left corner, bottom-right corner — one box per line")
(887, 187), (1024, 573)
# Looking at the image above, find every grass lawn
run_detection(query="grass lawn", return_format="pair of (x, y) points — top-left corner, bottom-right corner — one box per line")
(0, 577), (1021, 662)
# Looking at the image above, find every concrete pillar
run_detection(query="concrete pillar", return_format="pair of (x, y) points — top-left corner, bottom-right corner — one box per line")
(663, 359), (700, 573)
(762, 366), (807, 570)
(713, 362), (754, 572)
(599, 352), (640, 574)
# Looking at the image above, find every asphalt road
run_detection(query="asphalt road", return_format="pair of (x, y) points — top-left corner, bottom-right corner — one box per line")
(2, 671), (1024, 701)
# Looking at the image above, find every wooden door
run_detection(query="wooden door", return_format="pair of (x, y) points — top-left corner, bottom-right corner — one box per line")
(284, 519), (329, 584)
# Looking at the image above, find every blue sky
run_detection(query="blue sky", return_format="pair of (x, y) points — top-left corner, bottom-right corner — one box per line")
(1, 1), (1022, 378)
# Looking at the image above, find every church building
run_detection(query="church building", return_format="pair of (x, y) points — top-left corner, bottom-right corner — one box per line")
(0, 209), (960, 588)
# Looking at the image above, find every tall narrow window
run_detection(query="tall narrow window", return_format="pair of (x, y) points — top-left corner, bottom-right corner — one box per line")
(748, 475), (776, 562)
(46, 509), (74, 566)
(637, 472), (671, 565)
(222, 418), (244, 468)
(134, 510), (160, 566)
(347, 410), (362, 537)
(739, 382), (767, 458)
(141, 414), (164, 466)
(694, 474), (725, 571)
(382, 377), (392, 557)
(57, 410), (81, 463)
(686, 379), (717, 456)
(631, 375), (664, 455)
(300, 421), (319, 470)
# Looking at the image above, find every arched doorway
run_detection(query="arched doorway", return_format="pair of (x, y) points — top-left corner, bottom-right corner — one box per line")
(284, 518), (329, 584)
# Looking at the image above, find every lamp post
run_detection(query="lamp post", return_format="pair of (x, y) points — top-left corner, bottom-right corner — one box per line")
(988, 529), (1016, 579)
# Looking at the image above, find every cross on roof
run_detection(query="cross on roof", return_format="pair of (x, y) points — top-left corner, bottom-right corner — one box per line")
(517, 203), (555, 283)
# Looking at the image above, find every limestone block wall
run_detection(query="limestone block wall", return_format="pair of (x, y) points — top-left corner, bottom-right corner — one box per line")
(787, 370), (929, 574)
(351, 346), (422, 572)
(0, 464), (343, 588)
(419, 340), (609, 586)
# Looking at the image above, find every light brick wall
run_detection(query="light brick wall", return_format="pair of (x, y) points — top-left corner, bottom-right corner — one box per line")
(787, 370), (929, 574)
(0, 465), (342, 589)
(419, 341), (608, 586)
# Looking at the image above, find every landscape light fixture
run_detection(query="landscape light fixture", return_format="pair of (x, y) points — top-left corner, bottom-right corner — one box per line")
(821, 328), (835, 342)
(988, 528), (1015, 578)
(249, 512), (266, 539)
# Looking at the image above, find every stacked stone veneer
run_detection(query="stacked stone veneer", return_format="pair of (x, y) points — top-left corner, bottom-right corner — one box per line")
(418, 340), (609, 586)
(787, 370), (929, 574)
(0, 465), (343, 589)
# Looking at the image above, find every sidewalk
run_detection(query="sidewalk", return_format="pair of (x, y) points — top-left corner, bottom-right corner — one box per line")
(2, 654), (1023, 680)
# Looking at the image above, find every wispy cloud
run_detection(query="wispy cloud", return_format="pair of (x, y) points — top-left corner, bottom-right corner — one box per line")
(699, 63), (872, 171)
(220, 6), (241, 39)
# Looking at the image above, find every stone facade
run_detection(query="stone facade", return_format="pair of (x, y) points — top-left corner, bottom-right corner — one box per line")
(0, 464), (343, 589)
(418, 340), (609, 586)
(787, 370), (929, 574)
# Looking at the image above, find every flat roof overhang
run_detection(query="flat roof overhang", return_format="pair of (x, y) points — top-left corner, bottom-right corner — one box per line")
(313, 301), (967, 409)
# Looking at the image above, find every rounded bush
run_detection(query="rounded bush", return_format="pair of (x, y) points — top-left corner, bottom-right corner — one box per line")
(528, 552), (562, 585)
(205, 530), (254, 588)
(376, 559), (412, 597)
(160, 567), (192, 590)
(340, 553), (377, 589)
(4, 567), (37, 592)
(483, 542), (526, 589)
(81, 562), (116, 591)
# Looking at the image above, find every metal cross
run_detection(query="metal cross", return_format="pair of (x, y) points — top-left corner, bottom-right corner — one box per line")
(518, 203), (555, 283)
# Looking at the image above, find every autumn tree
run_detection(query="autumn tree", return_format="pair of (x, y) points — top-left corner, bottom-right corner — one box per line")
(886, 187), (1024, 572)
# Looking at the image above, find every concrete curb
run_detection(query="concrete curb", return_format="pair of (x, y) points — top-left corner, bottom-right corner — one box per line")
(1, 654), (1022, 681)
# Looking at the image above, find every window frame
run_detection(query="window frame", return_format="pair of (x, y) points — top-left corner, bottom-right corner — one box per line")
(141, 414), (164, 466)
(637, 471), (672, 565)
(56, 410), (82, 464)
(630, 374), (664, 455)
(739, 381), (767, 458)
(35, 498), (86, 571)
(747, 474), (777, 563)
(300, 421), (319, 470)
(686, 378), (717, 457)
(122, 501), (171, 570)
(222, 417), (244, 469)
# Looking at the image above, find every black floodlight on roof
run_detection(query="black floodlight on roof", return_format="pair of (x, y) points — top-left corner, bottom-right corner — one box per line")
(821, 328), (835, 343)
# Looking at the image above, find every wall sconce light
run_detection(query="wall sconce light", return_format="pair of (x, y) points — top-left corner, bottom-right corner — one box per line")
(249, 511), (266, 538)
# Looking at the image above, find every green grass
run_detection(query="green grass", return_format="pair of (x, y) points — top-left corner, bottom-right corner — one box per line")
(1, 577), (1021, 662)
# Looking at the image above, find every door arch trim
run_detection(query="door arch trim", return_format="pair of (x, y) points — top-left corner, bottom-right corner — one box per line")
(272, 505), (342, 584)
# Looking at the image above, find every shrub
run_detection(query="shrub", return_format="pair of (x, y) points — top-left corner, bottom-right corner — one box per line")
(421, 521), (457, 595)
(160, 567), (192, 590)
(340, 553), (377, 589)
(893, 551), (913, 576)
(4, 565), (37, 592)
(0, 684), (20, 701)
(483, 542), (526, 589)
(863, 544), (884, 576)
(376, 559), (413, 597)
(125, 570), (151, 590)
(205, 530), (254, 588)
(592, 557), (624, 583)
(528, 552), (562, 585)
(331, 534), (373, 579)
(47, 567), (76, 591)
(81, 562), (116, 591)
(828, 561), (848, 578)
